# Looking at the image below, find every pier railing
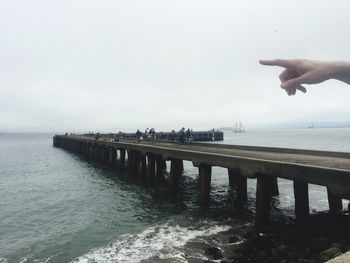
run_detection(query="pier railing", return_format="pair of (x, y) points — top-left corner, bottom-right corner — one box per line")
(84, 130), (224, 142)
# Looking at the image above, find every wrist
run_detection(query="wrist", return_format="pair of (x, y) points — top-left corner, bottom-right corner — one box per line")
(328, 62), (350, 81)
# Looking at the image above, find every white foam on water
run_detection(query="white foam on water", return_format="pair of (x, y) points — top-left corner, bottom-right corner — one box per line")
(0, 258), (7, 263)
(72, 222), (231, 263)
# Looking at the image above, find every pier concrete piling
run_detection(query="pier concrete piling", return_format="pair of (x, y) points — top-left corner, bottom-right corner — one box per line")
(141, 155), (147, 176)
(327, 187), (343, 213)
(227, 168), (248, 204)
(169, 159), (183, 190)
(255, 173), (274, 227)
(156, 156), (166, 177)
(120, 149), (126, 169)
(237, 173), (248, 204)
(147, 154), (156, 179)
(293, 180), (309, 224)
(109, 148), (117, 167)
(228, 168), (239, 187)
(228, 168), (248, 204)
(199, 164), (212, 206)
(271, 177), (279, 196)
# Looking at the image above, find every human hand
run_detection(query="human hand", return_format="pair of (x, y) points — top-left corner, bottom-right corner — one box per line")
(259, 59), (334, 96)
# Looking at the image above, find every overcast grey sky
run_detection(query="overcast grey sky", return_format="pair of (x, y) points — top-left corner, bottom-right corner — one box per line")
(1, 0), (349, 133)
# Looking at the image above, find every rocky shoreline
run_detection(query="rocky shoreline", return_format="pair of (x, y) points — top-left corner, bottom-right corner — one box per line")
(202, 213), (350, 263)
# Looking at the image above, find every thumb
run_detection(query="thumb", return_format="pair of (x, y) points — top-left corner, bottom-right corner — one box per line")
(281, 72), (312, 89)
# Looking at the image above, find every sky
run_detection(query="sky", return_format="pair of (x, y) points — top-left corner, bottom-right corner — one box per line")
(1, 0), (350, 133)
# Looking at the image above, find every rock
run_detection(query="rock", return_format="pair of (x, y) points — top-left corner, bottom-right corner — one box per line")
(205, 247), (223, 260)
(256, 249), (267, 258)
(320, 247), (342, 262)
(221, 244), (238, 259)
(278, 244), (288, 253)
(228, 235), (241, 244)
(331, 243), (350, 253)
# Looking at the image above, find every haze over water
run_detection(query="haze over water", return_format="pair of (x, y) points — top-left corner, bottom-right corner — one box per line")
(0, 128), (349, 262)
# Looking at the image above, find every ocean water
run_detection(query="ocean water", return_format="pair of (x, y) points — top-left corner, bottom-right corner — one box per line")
(0, 129), (349, 263)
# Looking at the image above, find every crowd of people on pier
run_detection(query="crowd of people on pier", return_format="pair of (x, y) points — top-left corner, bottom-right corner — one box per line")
(178, 127), (193, 144)
(133, 127), (194, 144)
(135, 128), (157, 142)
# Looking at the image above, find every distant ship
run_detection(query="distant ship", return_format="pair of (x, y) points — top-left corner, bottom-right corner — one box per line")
(308, 124), (315, 129)
(233, 122), (245, 133)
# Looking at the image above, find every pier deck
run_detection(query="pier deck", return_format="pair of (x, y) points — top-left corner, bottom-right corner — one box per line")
(53, 135), (350, 226)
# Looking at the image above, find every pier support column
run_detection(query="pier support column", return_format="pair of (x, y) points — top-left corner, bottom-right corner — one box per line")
(133, 151), (142, 176)
(148, 154), (156, 179)
(169, 159), (183, 190)
(199, 164), (212, 206)
(179, 160), (184, 172)
(120, 149), (126, 169)
(98, 146), (104, 162)
(94, 145), (99, 160)
(156, 156), (166, 177)
(101, 146), (107, 163)
(293, 180), (309, 224)
(90, 144), (94, 159)
(104, 147), (110, 164)
(83, 142), (87, 156)
(86, 143), (90, 156)
(327, 187), (342, 213)
(109, 148), (117, 167)
(228, 168), (247, 204)
(271, 177), (279, 196)
(228, 168), (239, 187)
(255, 173), (274, 227)
(141, 154), (147, 176)
(127, 150), (133, 169)
(79, 142), (83, 154)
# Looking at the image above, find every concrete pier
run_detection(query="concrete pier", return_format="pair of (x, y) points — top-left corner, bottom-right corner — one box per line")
(53, 134), (350, 226)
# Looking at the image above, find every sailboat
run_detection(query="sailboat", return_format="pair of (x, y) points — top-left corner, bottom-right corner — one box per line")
(233, 122), (245, 133)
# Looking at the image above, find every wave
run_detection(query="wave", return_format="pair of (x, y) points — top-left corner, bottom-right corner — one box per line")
(72, 221), (231, 263)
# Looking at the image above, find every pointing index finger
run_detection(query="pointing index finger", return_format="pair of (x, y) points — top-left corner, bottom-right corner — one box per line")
(259, 59), (292, 68)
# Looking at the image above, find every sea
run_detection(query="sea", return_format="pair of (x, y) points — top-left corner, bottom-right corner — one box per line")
(0, 128), (350, 263)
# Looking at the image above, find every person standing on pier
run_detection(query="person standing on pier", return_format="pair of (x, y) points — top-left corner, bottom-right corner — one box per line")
(136, 129), (142, 142)
(186, 128), (192, 144)
(179, 127), (186, 144)
(144, 128), (149, 141)
(150, 128), (157, 143)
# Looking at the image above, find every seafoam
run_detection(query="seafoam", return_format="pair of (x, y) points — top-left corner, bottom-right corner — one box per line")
(72, 221), (231, 263)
